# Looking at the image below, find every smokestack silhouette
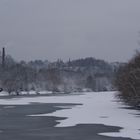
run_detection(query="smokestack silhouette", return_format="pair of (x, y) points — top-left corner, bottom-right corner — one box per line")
(2, 47), (5, 68)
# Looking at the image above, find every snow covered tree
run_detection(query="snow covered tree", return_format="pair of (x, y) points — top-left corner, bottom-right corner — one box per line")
(85, 75), (95, 91)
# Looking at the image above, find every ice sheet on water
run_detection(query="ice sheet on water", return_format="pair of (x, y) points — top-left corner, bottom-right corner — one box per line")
(0, 91), (139, 140)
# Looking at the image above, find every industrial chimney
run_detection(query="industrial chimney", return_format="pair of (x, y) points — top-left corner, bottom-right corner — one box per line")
(2, 47), (5, 68)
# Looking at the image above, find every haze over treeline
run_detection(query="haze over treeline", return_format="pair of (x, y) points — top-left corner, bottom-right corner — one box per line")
(0, 49), (123, 94)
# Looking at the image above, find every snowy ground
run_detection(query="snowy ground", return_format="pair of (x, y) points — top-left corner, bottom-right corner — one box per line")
(0, 90), (53, 96)
(0, 91), (139, 140)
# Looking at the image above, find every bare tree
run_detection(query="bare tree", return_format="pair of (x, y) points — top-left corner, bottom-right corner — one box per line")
(115, 53), (140, 106)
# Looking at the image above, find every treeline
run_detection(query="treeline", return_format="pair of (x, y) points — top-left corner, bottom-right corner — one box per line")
(115, 52), (140, 107)
(0, 54), (121, 95)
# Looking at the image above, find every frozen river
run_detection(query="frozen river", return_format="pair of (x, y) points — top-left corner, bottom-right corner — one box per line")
(0, 91), (139, 140)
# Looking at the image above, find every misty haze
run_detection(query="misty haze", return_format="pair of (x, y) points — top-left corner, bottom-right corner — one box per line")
(0, 0), (139, 140)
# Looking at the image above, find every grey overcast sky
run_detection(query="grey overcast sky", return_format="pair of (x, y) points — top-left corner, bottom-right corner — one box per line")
(0, 0), (140, 62)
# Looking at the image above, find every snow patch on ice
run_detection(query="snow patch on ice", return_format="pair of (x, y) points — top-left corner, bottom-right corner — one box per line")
(3, 106), (15, 109)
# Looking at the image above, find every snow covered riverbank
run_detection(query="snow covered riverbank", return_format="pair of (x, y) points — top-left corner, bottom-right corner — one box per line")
(0, 91), (139, 140)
